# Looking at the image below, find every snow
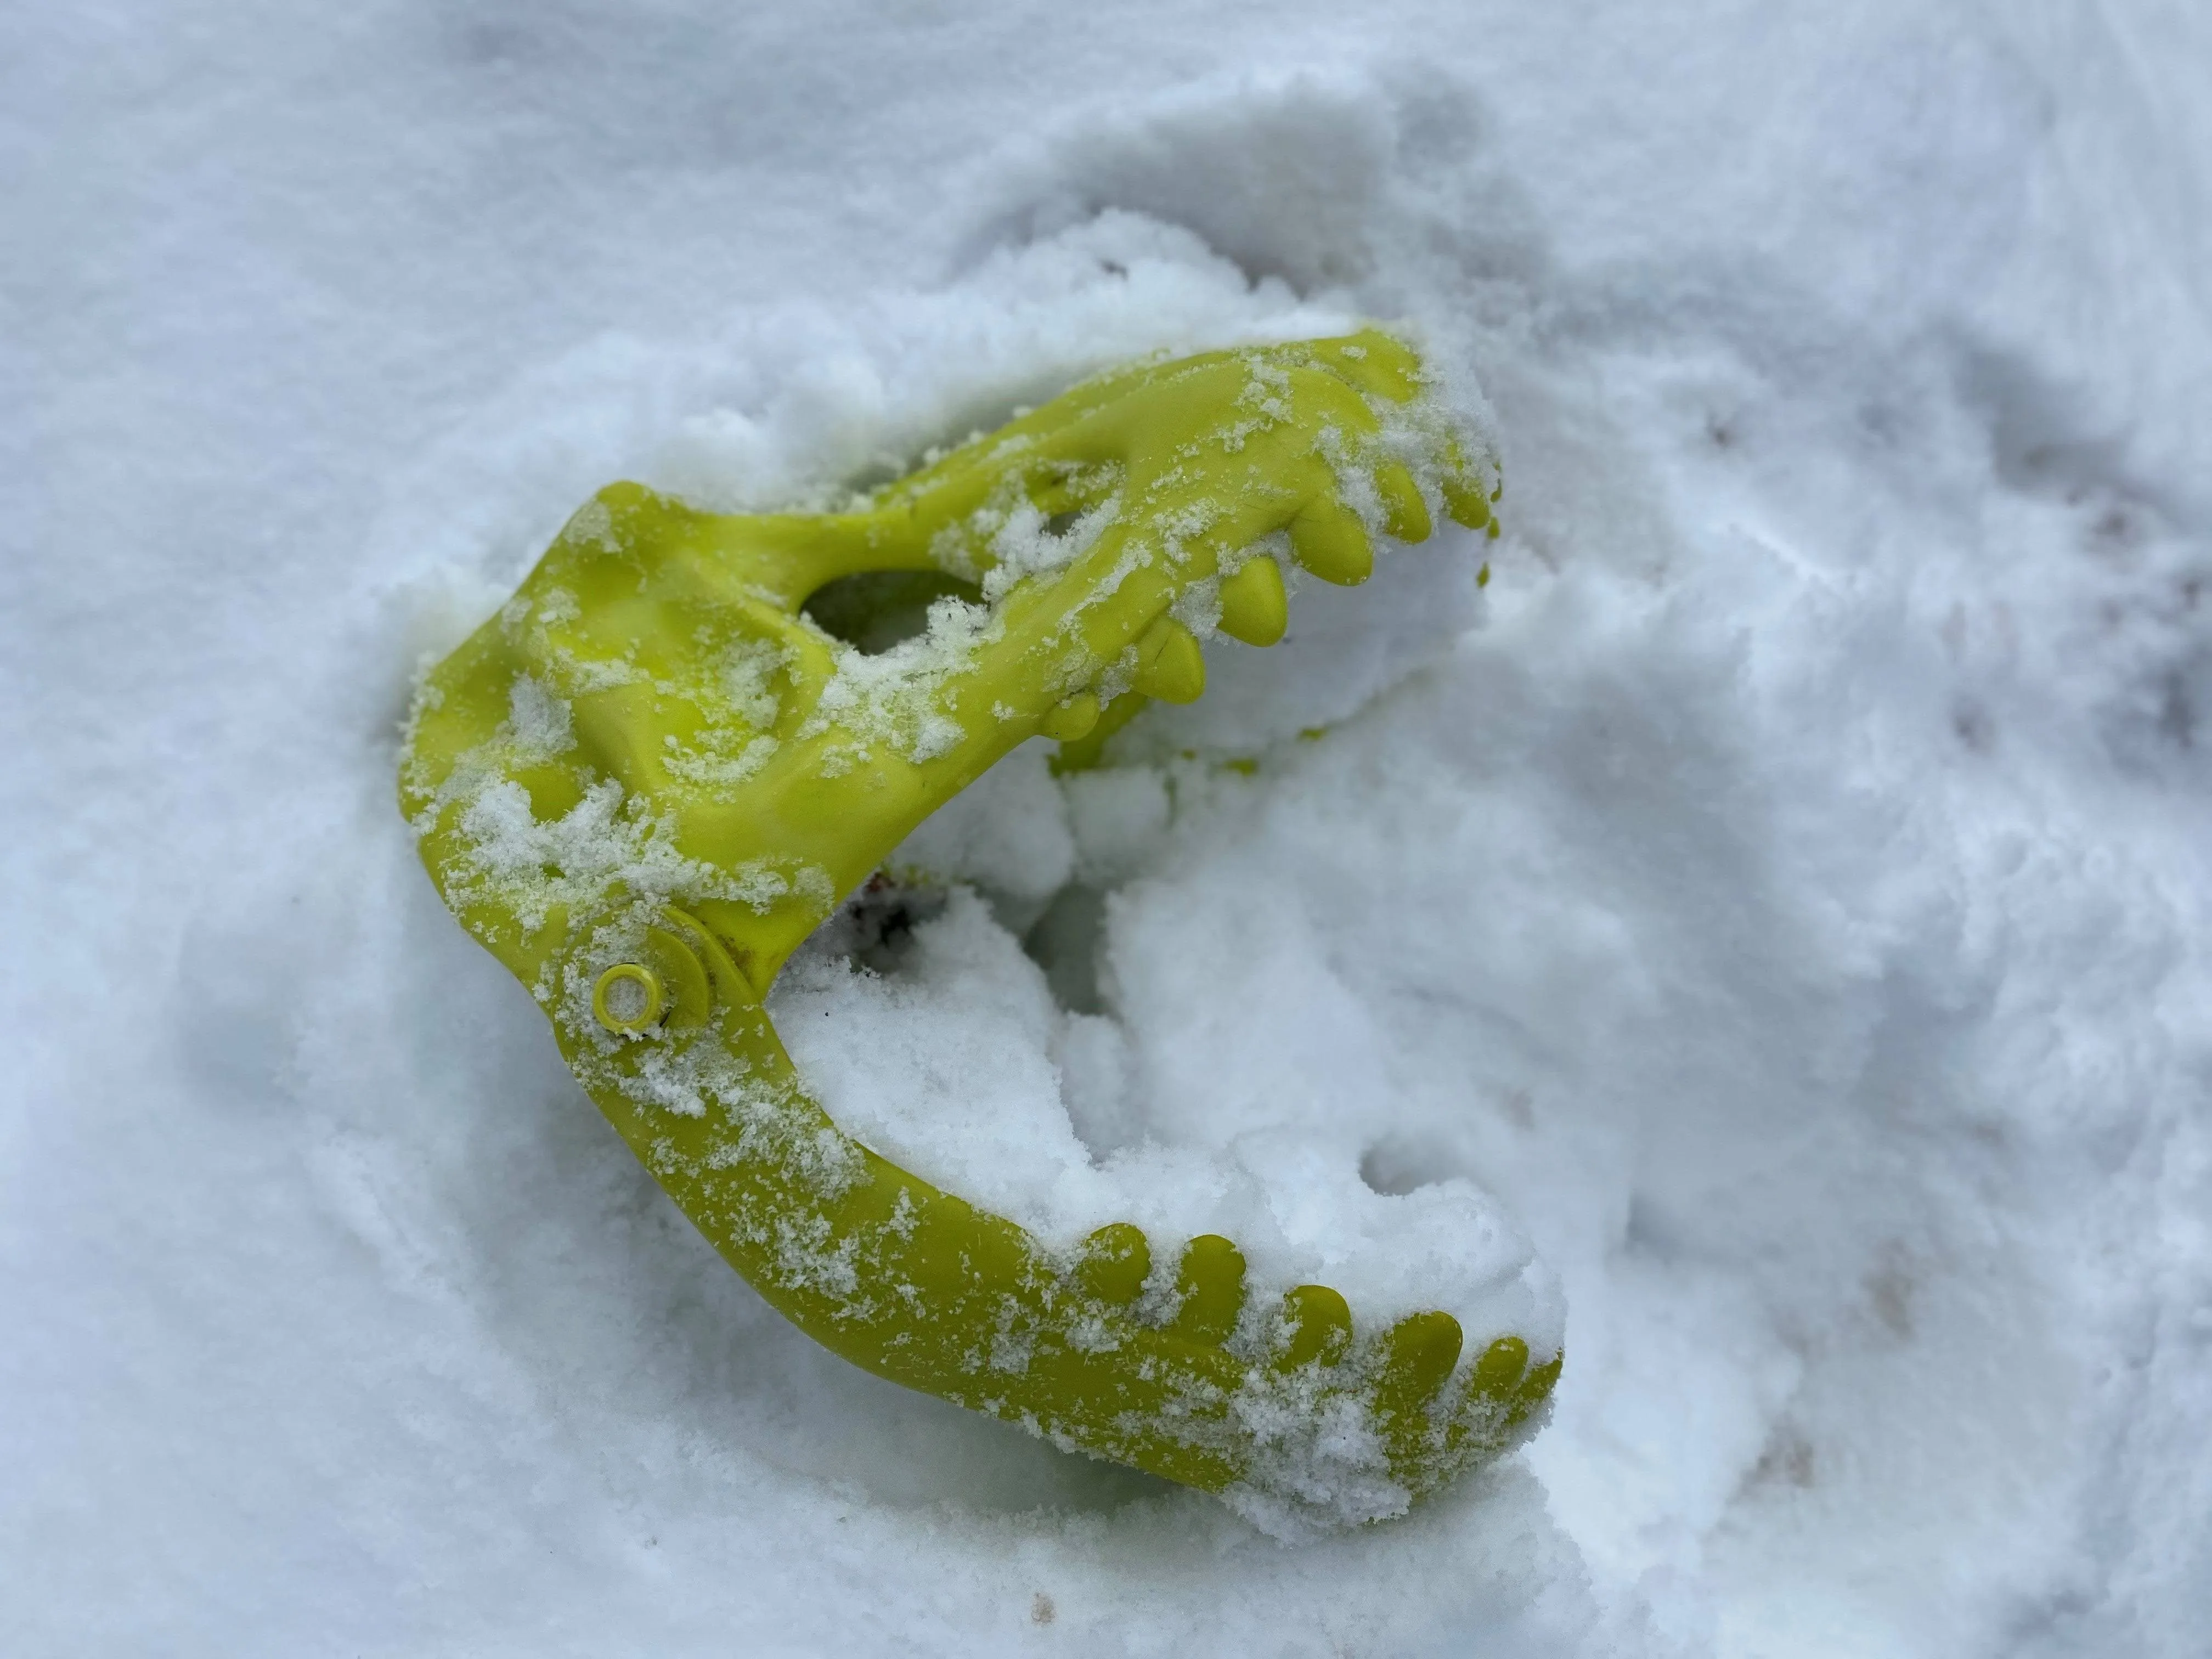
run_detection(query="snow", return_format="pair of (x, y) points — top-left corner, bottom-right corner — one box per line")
(775, 882), (1559, 1357)
(8, 3), (2212, 1655)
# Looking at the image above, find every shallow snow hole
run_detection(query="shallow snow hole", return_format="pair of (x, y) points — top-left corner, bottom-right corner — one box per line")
(1019, 882), (1109, 1017)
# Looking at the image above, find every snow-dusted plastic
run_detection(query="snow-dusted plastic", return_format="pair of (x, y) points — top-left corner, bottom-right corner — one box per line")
(398, 331), (1557, 1529)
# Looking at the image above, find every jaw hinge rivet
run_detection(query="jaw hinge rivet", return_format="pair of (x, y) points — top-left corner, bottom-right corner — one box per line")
(592, 962), (665, 1034)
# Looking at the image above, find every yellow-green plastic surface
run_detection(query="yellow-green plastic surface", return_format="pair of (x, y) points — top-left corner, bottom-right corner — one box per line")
(399, 330), (1556, 1522)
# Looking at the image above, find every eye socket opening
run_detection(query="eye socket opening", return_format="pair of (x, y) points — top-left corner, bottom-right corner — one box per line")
(800, 569), (984, 655)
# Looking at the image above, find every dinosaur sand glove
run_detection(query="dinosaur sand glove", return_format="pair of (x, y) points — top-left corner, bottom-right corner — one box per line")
(398, 329), (1555, 1530)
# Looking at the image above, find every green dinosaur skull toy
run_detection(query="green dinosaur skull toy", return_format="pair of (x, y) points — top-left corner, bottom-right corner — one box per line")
(399, 329), (1558, 1527)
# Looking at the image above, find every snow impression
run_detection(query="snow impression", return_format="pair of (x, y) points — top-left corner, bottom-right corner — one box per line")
(10, 9), (2212, 1657)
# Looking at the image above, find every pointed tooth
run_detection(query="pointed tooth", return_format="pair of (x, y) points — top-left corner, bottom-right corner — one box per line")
(1440, 438), (1496, 532)
(1274, 1284), (1354, 1371)
(1470, 1334), (1531, 1397)
(1287, 498), (1374, 585)
(1217, 555), (1287, 647)
(1522, 1350), (1561, 1398)
(1375, 1311), (1464, 1416)
(1372, 1311), (1468, 1477)
(1504, 1350), (1562, 1429)
(1039, 691), (1101, 742)
(1375, 462), (1432, 542)
(1132, 617), (1206, 704)
(1076, 1222), (1150, 1306)
(1166, 1234), (1246, 1344)
(1441, 475), (1492, 531)
(1049, 690), (1147, 777)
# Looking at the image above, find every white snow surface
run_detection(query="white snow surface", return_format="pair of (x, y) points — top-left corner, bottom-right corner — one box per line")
(9, 4), (2212, 1655)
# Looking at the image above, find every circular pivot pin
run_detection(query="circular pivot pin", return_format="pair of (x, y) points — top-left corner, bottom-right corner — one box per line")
(592, 962), (665, 1034)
